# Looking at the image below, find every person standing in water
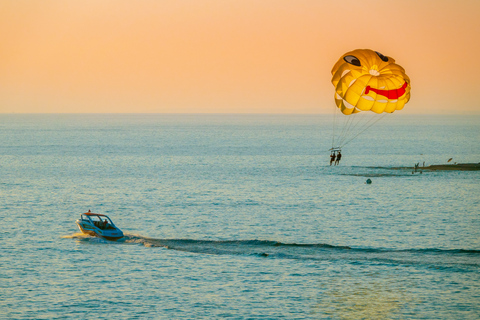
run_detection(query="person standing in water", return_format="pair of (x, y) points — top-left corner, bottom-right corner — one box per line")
(335, 151), (342, 165)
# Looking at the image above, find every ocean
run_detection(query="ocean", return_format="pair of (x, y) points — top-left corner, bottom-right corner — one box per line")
(1, 114), (479, 319)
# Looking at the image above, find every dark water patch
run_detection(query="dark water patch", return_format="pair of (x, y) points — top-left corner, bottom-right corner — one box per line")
(271, 241), (351, 249)
(398, 248), (480, 255)
(340, 173), (413, 177)
(336, 166), (425, 177)
(367, 163), (480, 171)
(345, 247), (480, 256)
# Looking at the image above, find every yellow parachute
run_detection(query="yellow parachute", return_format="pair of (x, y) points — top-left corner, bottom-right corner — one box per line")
(332, 49), (411, 115)
(330, 49), (411, 149)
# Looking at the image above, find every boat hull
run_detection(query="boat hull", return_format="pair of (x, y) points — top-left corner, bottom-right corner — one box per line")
(76, 220), (124, 241)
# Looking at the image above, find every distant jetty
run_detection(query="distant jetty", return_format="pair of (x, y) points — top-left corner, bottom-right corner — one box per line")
(391, 163), (480, 171)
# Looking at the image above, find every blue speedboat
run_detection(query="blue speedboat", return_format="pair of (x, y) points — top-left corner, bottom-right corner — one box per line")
(75, 211), (124, 241)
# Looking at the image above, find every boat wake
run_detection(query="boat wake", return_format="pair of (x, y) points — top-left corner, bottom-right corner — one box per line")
(61, 232), (112, 243)
(61, 232), (93, 240)
(63, 233), (480, 271)
(123, 235), (352, 257)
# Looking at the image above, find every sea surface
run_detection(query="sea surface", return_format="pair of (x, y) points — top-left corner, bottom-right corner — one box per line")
(1, 114), (479, 319)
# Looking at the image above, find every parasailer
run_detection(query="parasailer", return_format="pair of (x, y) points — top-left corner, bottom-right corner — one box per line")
(335, 151), (342, 165)
(329, 49), (411, 158)
(330, 152), (336, 165)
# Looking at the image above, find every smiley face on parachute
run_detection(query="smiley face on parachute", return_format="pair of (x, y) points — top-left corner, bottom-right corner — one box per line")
(331, 49), (411, 115)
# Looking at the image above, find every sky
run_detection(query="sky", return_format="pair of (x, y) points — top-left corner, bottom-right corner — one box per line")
(1, 0), (480, 114)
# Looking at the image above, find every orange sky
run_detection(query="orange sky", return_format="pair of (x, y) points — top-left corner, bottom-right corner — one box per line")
(1, 0), (480, 114)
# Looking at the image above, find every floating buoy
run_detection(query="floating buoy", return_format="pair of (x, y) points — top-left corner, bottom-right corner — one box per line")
(366, 179), (372, 184)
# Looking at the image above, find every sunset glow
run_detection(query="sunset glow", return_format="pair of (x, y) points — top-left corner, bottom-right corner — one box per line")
(1, 0), (479, 114)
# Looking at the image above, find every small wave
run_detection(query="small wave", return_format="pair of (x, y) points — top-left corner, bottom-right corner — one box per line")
(61, 232), (92, 240)
(62, 232), (122, 244)
(339, 246), (480, 255)
(398, 248), (480, 255)
(63, 233), (480, 270)
(126, 237), (351, 250)
(123, 236), (480, 258)
(64, 233), (480, 256)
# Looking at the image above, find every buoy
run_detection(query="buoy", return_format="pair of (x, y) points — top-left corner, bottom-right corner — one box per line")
(366, 179), (372, 184)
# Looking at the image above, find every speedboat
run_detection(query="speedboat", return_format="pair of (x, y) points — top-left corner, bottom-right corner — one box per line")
(75, 211), (124, 241)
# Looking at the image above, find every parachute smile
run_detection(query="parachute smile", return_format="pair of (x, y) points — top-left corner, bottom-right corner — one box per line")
(365, 81), (408, 99)
(340, 71), (407, 102)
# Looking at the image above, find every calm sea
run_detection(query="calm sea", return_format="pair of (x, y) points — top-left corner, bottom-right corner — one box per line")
(1, 114), (479, 319)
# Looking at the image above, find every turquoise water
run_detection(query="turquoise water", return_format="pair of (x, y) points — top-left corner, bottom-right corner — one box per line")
(1, 114), (479, 319)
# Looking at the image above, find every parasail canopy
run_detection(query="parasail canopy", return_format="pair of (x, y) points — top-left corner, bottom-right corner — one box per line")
(331, 49), (411, 115)
(329, 49), (411, 150)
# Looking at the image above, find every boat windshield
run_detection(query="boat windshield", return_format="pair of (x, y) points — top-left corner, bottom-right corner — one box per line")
(82, 214), (113, 225)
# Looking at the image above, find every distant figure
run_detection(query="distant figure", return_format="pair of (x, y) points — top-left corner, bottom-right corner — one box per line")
(366, 179), (372, 184)
(335, 151), (342, 165)
(88, 209), (91, 213)
(330, 152), (336, 166)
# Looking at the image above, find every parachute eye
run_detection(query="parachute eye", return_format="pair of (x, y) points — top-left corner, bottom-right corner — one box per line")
(375, 51), (389, 62)
(344, 55), (361, 67)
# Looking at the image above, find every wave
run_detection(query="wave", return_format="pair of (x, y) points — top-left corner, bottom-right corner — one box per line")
(61, 232), (111, 244)
(61, 232), (92, 240)
(64, 233), (480, 270)
(396, 248), (480, 255)
(66, 233), (480, 256)
(122, 236), (352, 251)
